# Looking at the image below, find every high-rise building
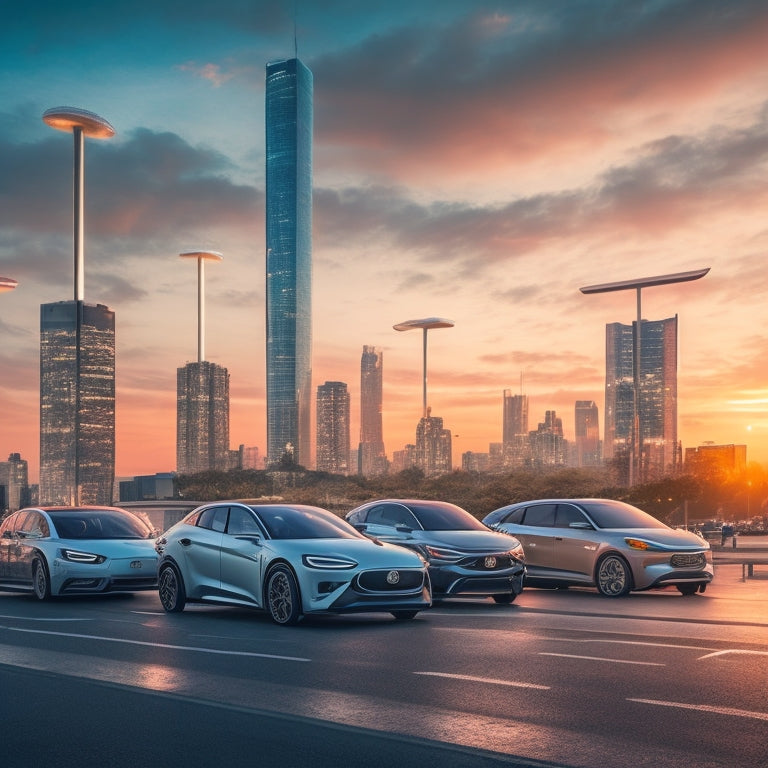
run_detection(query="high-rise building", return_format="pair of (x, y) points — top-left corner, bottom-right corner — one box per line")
(177, 361), (231, 473)
(316, 381), (350, 474)
(575, 400), (601, 467)
(0, 452), (30, 512)
(530, 410), (566, 467)
(358, 345), (387, 476)
(265, 58), (313, 468)
(605, 316), (678, 481)
(502, 390), (529, 467)
(40, 301), (115, 505)
(416, 410), (452, 476)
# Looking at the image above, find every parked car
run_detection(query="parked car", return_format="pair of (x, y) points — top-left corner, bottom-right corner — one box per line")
(345, 499), (526, 603)
(0, 506), (158, 599)
(155, 502), (431, 625)
(482, 498), (713, 596)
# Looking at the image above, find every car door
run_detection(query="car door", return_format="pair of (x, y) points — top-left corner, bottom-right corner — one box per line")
(509, 504), (557, 574)
(7, 511), (38, 584)
(0, 512), (19, 580)
(552, 503), (600, 581)
(179, 505), (227, 597)
(219, 505), (265, 606)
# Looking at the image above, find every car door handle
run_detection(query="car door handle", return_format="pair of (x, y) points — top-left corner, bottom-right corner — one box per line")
(179, 538), (191, 547)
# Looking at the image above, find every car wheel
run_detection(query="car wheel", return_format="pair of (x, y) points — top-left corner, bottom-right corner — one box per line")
(33, 559), (51, 601)
(158, 563), (186, 612)
(266, 565), (302, 625)
(391, 610), (419, 620)
(492, 593), (517, 604)
(677, 584), (699, 596)
(595, 554), (632, 597)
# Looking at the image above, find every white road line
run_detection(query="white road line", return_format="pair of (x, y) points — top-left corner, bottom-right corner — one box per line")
(0, 614), (89, 622)
(414, 671), (550, 689)
(1, 625), (310, 662)
(698, 649), (768, 659)
(538, 652), (664, 666)
(629, 698), (768, 721)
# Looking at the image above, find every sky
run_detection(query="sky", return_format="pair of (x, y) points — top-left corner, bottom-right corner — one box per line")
(2, 0), (768, 484)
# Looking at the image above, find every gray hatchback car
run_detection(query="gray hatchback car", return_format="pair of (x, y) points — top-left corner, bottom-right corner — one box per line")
(483, 498), (713, 597)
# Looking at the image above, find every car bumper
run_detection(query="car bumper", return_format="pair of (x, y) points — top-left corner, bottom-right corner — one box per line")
(631, 555), (714, 591)
(429, 562), (526, 597)
(51, 556), (158, 595)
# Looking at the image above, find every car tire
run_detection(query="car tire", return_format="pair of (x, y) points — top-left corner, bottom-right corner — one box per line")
(595, 554), (632, 597)
(32, 559), (51, 601)
(158, 563), (186, 612)
(391, 610), (419, 620)
(266, 565), (302, 625)
(492, 593), (517, 604)
(677, 584), (699, 596)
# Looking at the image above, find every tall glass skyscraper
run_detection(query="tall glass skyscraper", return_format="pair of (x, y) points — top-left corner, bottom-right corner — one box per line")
(575, 400), (601, 466)
(265, 58), (313, 468)
(502, 390), (529, 467)
(358, 345), (387, 476)
(40, 300), (115, 505)
(316, 381), (350, 474)
(605, 316), (678, 480)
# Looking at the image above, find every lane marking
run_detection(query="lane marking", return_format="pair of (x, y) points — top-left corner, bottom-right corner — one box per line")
(538, 652), (664, 666)
(0, 615), (89, 622)
(629, 698), (768, 721)
(0, 625), (310, 662)
(698, 649), (768, 659)
(414, 671), (550, 689)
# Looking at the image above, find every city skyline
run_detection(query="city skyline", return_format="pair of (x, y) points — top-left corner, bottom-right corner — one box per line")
(2, 2), (768, 483)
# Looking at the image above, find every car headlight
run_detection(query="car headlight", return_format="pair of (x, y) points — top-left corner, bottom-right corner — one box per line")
(423, 545), (463, 562)
(60, 549), (107, 564)
(508, 543), (525, 561)
(625, 538), (663, 551)
(302, 555), (358, 569)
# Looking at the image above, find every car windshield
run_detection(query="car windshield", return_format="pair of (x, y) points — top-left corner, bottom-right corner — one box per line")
(583, 500), (669, 530)
(406, 501), (487, 531)
(50, 509), (153, 539)
(251, 505), (365, 540)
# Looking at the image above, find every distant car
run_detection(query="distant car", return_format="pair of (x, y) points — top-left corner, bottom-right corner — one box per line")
(482, 498), (714, 597)
(0, 506), (158, 599)
(345, 499), (526, 603)
(155, 502), (431, 625)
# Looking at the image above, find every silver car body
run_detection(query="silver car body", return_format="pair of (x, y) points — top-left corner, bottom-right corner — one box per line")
(0, 506), (158, 598)
(155, 502), (431, 623)
(346, 499), (526, 602)
(483, 498), (713, 596)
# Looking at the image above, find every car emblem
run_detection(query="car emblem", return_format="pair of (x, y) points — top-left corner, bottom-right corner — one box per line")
(484, 556), (497, 569)
(386, 570), (400, 585)
(130, 561), (143, 569)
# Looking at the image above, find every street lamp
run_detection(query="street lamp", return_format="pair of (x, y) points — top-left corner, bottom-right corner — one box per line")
(393, 317), (454, 418)
(180, 251), (223, 363)
(0, 277), (18, 293)
(580, 268), (709, 485)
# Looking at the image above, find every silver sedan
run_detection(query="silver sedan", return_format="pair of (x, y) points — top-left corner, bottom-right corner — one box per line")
(0, 506), (158, 599)
(483, 498), (713, 596)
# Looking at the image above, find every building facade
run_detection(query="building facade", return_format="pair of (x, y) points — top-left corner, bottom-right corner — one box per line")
(358, 345), (387, 476)
(40, 301), (115, 505)
(502, 390), (529, 467)
(575, 400), (601, 467)
(0, 453), (30, 513)
(416, 410), (452, 476)
(605, 316), (678, 481)
(176, 361), (231, 474)
(265, 57), (313, 468)
(530, 410), (566, 467)
(316, 381), (350, 474)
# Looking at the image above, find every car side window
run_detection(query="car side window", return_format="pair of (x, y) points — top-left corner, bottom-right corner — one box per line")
(521, 504), (557, 527)
(500, 508), (525, 524)
(367, 504), (418, 528)
(555, 505), (589, 528)
(19, 511), (50, 538)
(197, 506), (228, 532)
(0, 512), (19, 537)
(227, 507), (261, 535)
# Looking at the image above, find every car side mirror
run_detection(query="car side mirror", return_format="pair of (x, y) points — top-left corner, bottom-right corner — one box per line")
(394, 524), (413, 533)
(569, 521), (593, 530)
(235, 535), (262, 545)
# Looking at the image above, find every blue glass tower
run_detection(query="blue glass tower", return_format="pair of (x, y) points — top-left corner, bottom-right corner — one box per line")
(265, 58), (313, 468)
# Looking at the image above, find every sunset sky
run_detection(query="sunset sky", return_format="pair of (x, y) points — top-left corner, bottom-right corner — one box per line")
(2, 0), (768, 484)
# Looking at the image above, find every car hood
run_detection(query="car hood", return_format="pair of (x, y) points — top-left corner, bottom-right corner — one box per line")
(413, 529), (521, 552)
(616, 528), (710, 550)
(57, 537), (158, 554)
(273, 537), (427, 567)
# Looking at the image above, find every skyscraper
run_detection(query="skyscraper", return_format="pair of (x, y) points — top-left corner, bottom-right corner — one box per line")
(530, 410), (566, 467)
(40, 301), (115, 505)
(316, 381), (350, 474)
(177, 361), (231, 473)
(575, 400), (601, 467)
(416, 410), (452, 476)
(0, 452), (30, 512)
(265, 58), (313, 468)
(358, 345), (387, 476)
(605, 316), (678, 480)
(502, 390), (529, 467)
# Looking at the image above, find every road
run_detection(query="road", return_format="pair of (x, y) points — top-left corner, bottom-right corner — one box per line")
(1, 563), (766, 768)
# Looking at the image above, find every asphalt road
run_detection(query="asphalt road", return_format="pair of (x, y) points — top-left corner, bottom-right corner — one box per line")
(1, 563), (766, 768)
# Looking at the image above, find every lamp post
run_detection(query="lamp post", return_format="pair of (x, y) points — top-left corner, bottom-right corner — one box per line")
(580, 268), (709, 485)
(180, 251), (223, 363)
(393, 317), (454, 418)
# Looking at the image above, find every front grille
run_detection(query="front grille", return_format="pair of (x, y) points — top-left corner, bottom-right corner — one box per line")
(462, 554), (516, 571)
(355, 569), (425, 593)
(671, 553), (706, 568)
